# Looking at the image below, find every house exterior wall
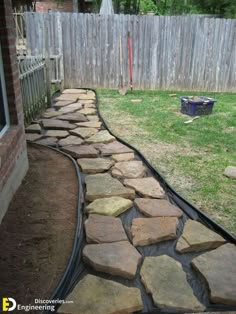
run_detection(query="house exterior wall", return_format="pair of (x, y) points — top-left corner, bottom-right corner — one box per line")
(0, 0), (28, 223)
(36, 0), (73, 12)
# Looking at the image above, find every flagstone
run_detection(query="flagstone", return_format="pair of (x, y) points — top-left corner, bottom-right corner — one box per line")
(112, 152), (135, 162)
(87, 115), (99, 121)
(95, 141), (133, 156)
(58, 136), (84, 147)
(83, 241), (141, 279)
(76, 121), (102, 128)
(191, 243), (236, 306)
(176, 220), (226, 253)
(86, 130), (115, 144)
(56, 112), (88, 123)
(25, 123), (41, 134)
(131, 217), (178, 246)
(53, 100), (73, 109)
(79, 108), (97, 115)
(41, 111), (62, 118)
(36, 137), (58, 146)
(124, 177), (165, 198)
(78, 93), (96, 100)
(70, 127), (98, 139)
(61, 145), (99, 158)
(141, 256), (205, 312)
(112, 160), (146, 179)
(58, 102), (82, 113)
(85, 173), (135, 201)
(77, 158), (114, 173)
(55, 94), (80, 101)
(41, 119), (76, 130)
(25, 133), (43, 142)
(134, 198), (183, 217)
(62, 88), (86, 94)
(86, 196), (133, 216)
(44, 130), (69, 138)
(85, 214), (128, 243)
(57, 274), (143, 314)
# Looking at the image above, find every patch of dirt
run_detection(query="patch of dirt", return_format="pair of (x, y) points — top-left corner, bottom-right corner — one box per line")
(0, 143), (78, 311)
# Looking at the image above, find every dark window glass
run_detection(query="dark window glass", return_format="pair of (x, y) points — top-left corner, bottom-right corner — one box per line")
(0, 75), (7, 132)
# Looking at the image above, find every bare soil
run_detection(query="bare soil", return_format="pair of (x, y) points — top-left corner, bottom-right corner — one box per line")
(0, 143), (78, 309)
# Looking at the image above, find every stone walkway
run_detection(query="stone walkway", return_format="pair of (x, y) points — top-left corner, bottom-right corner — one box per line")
(26, 89), (236, 314)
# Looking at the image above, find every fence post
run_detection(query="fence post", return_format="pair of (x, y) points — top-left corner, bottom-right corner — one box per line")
(45, 16), (52, 107)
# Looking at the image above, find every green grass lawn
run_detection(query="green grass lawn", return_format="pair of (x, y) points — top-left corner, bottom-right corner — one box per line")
(98, 89), (236, 235)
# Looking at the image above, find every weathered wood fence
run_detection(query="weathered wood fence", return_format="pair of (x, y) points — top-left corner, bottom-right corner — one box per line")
(18, 56), (47, 124)
(25, 13), (236, 92)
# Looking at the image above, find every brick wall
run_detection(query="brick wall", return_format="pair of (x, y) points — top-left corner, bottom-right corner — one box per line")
(36, 0), (73, 12)
(0, 0), (28, 223)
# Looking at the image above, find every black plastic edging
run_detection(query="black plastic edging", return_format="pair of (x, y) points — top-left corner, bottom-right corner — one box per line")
(28, 142), (85, 313)
(93, 89), (236, 244)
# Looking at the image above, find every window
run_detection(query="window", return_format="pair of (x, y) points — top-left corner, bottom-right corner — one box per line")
(0, 42), (9, 137)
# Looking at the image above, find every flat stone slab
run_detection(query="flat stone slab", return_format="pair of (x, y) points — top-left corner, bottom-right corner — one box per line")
(55, 94), (80, 101)
(41, 119), (76, 130)
(77, 158), (114, 173)
(53, 100), (73, 108)
(56, 112), (88, 123)
(124, 177), (165, 198)
(25, 123), (41, 134)
(86, 130), (115, 144)
(141, 256), (205, 312)
(57, 274), (143, 314)
(76, 121), (102, 128)
(112, 160), (146, 179)
(85, 173), (135, 201)
(83, 103), (96, 108)
(95, 141), (134, 156)
(86, 196), (133, 216)
(25, 133), (43, 142)
(224, 166), (236, 179)
(85, 214), (128, 243)
(41, 111), (61, 118)
(58, 102), (82, 113)
(112, 152), (135, 162)
(79, 107), (97, 115)
(134, 198), (183, 217)
(62, 88), (85, 94)
(58, 136), (84, 147)
(62, 145), (98, 158)
(78, 94), (96, 100)
(191, 243), (236, 306)
(70, 127), (98, 139)
(80, 99), (95, 105)
(44, 130), (69, 138)
(176, 220), (226, 253)
(131, 217), (178, 246)
(83, 241), (142, 279)
(36, 137), (58, 146)
(87, 115), (99, 121)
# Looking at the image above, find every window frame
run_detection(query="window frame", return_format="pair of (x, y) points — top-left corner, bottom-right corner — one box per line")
(0, 42), (10, 138)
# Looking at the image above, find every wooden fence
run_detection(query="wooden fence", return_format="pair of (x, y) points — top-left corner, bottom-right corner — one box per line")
(25, 13), (236, 92)
(18, 56), (47, 124)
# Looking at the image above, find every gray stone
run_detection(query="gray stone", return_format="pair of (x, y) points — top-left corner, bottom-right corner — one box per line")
(44, 130), (69, 138)
(80, 99), (95, 105)
(56, 112), (88, 122)
(112, 160), (146, 179)
(79, 108), (97, 115)
(57, 274), (143, 314)
(86, 196), (133, 216)
(41, 119), (76, 130)
(224, 166), (236, 179)
(58, 136), (84, 147)
(58, 102), (82, 113)
(41, 111), (62, 118)
(53, 100), (73, 109)
(112, 152), (135, 162)
(55, 94), (80, 101)
(86, 130), (115, 144)
(76, 121), (102, 128)
(83, 241), (141, 279)
(87, 115), (99, 121)
(134, 198), (183, 217)
(25, 123), (41, 134)
(25, 133), (43, 142)
(83, 103), (96, 108)
(124, 177), (165, 198)
(36, 137), (58, 146)
(95, 141), (133, 156)
(78, 93), (96, 100)
(61, 145), (99, 158)
(62, 88), (85, 94)
(85, 214), (128, 243)
(141, 256), (205, 312)
(192, 243), (236, 306)
(131, 217), (178, 246)
(70, 127), (98, 139)
(77, 158), (114, 173)
(85, 173), (135, 201)
(176, 220), (226, 253)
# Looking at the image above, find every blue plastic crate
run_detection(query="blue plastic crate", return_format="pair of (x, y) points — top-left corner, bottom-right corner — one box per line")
(180, 96), (216, 116)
